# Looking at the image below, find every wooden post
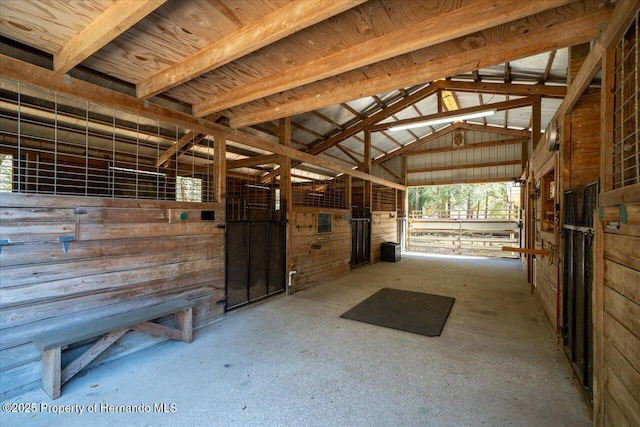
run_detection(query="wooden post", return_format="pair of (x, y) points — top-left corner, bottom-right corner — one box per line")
(600, 47), (615, 193)
(345, 175), (352, 213)
(568, 43), (591, 88)
(278, 118), (293, 290)
(592, 218), (604, 426)
(526, 175), (535, 283)
(363, 130), (372, 208)
(279, 118), (292, 212)
(529, 99), (541, 160)
(41, 347), (61, 399)
(213, 135), (226, 204)
(175, 307), (193, 343)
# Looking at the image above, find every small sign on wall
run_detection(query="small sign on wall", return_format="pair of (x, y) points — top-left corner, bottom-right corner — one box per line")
(317, 212), (332, 234)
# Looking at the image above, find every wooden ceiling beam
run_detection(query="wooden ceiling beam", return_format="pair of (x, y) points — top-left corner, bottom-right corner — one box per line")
(156, 132), (205, 167)
(409, 177), (519, 186)
(407, 137), (527, 156)
(552, 0), (639, 121)
(435, 81), (567, 98)
(306, 83), (441, 156)
(195, 0), (571, 117)
(408, 159), (521, 174)
(457, 122), (531, 137)
(334, 144), (362, 166)
(372, 123), (464, 166)
(1, 55), (403, 191)
(368, 96), (540, 132)
(377, 163), (401, 181)
(320, 151), (360, 168)
(54, 0), (166, 74)
(136, 0), (363, 99)
(539, 50), (558, 84)
(226, 154), (280, 170)
(229, 3), (611, 128)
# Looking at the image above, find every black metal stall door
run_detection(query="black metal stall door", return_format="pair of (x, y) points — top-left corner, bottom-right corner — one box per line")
(562, 182), (597, 402)
(351, 218), (370, 268)
(226, 220), (285, 310)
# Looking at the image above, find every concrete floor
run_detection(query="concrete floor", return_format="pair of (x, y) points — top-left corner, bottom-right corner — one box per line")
(1, 253), (591, 427)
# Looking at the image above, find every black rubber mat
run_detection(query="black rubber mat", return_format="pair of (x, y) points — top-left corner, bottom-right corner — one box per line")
(340, 288), (455, 336)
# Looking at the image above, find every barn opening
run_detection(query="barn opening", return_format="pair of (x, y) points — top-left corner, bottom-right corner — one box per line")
(0, 2), (638, 426)
(407, 182), (521, 257)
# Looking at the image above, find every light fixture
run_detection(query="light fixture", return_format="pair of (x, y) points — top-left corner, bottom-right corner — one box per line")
(388, 109), (497, 132)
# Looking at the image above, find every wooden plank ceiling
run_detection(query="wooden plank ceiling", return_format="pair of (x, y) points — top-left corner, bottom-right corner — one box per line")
(0, 0), (614, 182)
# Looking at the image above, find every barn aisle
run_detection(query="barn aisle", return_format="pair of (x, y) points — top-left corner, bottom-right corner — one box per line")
(1, 254), (590, 427)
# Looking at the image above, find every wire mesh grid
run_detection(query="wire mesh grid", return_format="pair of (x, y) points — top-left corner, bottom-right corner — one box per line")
(0, 80), (217, 202)
(292, 174), (346, 210)
(371, 183), (396, 211)
(226, 176), (280, 221)
(613, 13), (639, 189)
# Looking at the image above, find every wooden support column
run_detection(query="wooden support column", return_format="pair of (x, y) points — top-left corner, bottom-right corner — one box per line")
(568, 43), (592, 88)
(279, 118), (292, 212)
(526, 175), (535, 284)
(345, 175), (352, 213)
(592, 217), (604, 426)
(600, 47), (615, 194)
(363, 130), (372, 209)
(530, 99), (541, 159)
(175, 307), (193, 343)
(41, 347), (61, 399)
(279, 118), (293, 289)
(213, 135), (226, 205)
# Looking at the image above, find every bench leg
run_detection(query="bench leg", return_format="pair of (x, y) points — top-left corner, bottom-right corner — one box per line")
(61, 327), (129, 386)
(175, 307), (193, 343)
(42, 347), (61, 400)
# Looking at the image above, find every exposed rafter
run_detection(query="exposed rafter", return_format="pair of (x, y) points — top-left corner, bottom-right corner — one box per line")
(438, 81), (567, 98)
(334, 144), (362, 166)
(306, 84), (440, 156)
(372, 123), (465, 166)
(228, 3), (611, 127)
(368, 96), (541, 132)
(195, 0), (572, 117)
(136, 0), (363, 99)
(54, 0), (166, 74)
(408, 159), (521, 174)
(539, 50), (558, 84)
(156, 132), (205, 167)
(226, 154), (280, 170)
(0, 55), (404, 191)
(406, 137), (527, 156)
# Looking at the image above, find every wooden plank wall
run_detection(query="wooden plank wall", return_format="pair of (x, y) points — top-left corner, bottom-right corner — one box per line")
(289, 207), (351, 291)
(596, 207), (640, 426)
(0, 193), (226, 400)
(563, 93), (601, 209)
(370, 211), (398, 263)
(533, 257), (558, 331)
(530, 93), (600, 333)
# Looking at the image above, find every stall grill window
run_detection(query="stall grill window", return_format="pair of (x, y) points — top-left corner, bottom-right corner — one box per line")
(292, 174), (346, 209)
(0, 80), (216, 201)
(372, 183), (396, 211)
(613, 12), (640, 189)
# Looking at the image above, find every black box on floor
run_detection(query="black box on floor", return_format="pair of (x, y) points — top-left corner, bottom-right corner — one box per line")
(381, 242), (401, 262)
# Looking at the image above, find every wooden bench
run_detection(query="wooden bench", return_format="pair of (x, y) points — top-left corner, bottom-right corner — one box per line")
(33, 299), (194, 399)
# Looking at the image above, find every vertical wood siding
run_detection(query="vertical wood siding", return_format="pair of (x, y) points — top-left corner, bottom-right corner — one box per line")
(370, 211), (398, 263)
(600, 225), (640, 425)
(289, 208), (351, 291)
